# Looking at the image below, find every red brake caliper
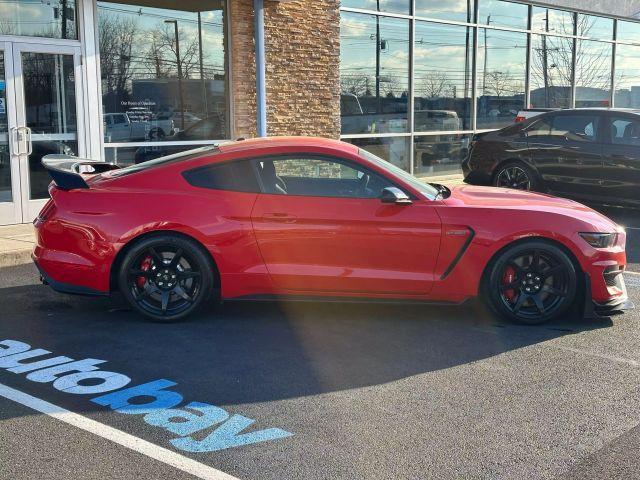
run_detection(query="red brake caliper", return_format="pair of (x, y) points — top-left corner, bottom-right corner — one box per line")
(502, 265), (517, 302)
(136, 255), (152, 288)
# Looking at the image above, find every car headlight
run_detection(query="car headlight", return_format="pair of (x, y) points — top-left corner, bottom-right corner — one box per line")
(579, 232), (618, 248)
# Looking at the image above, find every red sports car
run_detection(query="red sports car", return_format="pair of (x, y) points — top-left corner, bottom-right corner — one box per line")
(33, 137), (631, 324)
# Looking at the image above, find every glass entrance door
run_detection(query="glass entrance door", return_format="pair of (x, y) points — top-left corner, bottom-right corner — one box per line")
(0, 42), (84, 225)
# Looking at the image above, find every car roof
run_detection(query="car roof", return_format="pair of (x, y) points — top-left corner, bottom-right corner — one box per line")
(542, 108), (640, 115)
(218, 136), (360, 155)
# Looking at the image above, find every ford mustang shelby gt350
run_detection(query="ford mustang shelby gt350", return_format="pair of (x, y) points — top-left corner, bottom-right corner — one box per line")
(33, 137), (631, 323)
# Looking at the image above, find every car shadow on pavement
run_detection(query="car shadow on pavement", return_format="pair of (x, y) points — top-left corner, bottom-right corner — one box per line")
(0, 279), (614, 406)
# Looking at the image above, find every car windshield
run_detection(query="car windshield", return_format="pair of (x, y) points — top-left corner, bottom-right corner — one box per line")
(109, 146), (218, 177)
(358, 148), (440, 199)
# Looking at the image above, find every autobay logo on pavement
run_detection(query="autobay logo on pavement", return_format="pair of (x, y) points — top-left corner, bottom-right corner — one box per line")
(0, 339), (292, 452)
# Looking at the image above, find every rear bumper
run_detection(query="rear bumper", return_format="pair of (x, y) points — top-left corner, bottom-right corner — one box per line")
(34, 258), (109, 297)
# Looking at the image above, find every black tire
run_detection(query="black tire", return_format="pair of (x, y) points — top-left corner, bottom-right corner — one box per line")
(118, 235), (214, 322)
(493, 161), (541, 191)
(482, 240), (579, 325)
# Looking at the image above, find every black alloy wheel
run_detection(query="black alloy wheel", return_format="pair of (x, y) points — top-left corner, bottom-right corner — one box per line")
(118, 235), (214, 322)
(494, 161), (539, 191)
(484, 241), (578, 324)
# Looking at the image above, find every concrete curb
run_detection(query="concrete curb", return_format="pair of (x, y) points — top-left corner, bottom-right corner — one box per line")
(0, 249), (33, 268)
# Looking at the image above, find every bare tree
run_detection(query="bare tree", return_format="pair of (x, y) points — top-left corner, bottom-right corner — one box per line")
(145, 24), (200, 79)
(418, 72), (452, 99)
(99, 14), (138, 100)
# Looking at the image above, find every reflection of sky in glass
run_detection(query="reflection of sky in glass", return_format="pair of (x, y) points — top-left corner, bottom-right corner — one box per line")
(478, 0), (528, 30)
(618, 21), (640, 45)
(531, 6), (573, 35)
(616, 44), (640, 90)
(575, 40), (612, 104)
(97, 1), (224, 74)
(477, 29), (526, 95)
(530, 34), (573, 107)
(415, 0), (473, 23)
(577, 14), (613, 40)
(342, 0), (409, 15)
(340, 12), (409, 97)
(413, 21), (472, 98)
(0, 0), (77, 39)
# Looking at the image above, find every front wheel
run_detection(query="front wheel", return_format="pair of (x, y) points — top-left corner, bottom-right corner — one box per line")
(118, 235), (214, 322)
(483, 241), (579, 325)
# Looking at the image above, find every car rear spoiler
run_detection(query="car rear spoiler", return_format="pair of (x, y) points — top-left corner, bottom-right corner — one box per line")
(42, 154), (120, 190)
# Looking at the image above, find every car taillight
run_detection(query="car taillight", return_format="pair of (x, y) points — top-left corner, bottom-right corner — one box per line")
(515, 116), (526, 123)
(36, 199), (56, 222)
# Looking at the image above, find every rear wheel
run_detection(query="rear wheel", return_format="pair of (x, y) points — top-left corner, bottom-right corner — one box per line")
(118, 235), (214, 322)
(493, 161), (540, 191)
(483, 241), (578, 324)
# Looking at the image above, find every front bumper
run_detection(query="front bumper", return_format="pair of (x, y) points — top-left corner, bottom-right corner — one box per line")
(584, 271), (634, 318)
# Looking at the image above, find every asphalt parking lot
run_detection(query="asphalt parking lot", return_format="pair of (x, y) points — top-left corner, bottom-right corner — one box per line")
(0, 208), (639, 480)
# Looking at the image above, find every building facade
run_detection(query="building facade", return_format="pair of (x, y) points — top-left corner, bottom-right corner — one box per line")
(0, 0), (639, 226)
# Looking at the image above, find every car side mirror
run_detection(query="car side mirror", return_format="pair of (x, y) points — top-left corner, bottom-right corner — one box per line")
(380, 187), (412, 205)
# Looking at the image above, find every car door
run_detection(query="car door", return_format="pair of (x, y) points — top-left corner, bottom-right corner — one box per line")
(601, 113), (640, 204)
(250, 155), (442, 295)
(525, 112), (603, 196)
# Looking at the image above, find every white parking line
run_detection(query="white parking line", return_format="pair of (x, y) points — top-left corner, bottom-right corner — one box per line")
(0, 382), (241, 480)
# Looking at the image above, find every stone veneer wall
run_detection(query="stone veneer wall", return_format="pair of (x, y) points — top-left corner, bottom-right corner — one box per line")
(229, 0), (342, 139)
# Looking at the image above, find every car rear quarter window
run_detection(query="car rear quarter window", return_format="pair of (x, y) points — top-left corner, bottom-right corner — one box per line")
(182, 160), (260, 193)
(609, 116), (640, 146)
(527, 114), (599, 142)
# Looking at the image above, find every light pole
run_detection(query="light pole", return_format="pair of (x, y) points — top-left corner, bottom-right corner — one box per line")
(165, 19), (185, 130)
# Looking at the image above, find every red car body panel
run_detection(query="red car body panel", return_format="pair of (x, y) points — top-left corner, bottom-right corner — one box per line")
(33, 137), (628, 311)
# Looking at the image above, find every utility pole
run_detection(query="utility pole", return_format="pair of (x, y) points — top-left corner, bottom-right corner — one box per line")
(542, 10), (549, 106)
(198, 12), (208, 119)
(165, 19), (185, 130)
(483, 15), (490, 95)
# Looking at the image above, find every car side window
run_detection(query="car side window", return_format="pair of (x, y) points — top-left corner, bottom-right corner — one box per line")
(527, 114), (599, 142)
(182, 160), (260, 193)
(255, 156), (394, 199)
(609, 116), (640, 146)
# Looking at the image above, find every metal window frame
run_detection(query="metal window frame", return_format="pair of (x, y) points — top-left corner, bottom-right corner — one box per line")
(93, 0), (234, 157)
(340, 0), (633, 167)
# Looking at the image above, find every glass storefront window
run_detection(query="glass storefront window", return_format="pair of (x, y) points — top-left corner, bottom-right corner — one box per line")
(477, 29), (526, 129)
(530, 34), (573, 108)
(478, 1), (528, 30)
(575, 40), (612, 108)
(414, 135), (470, 178)
(614, 43), (640, 108)
(104, 144), (213, 166)
(415, 0), (474, 23)
(414, 21), (472, 132)
(344, 136), (410, 172)
(0, 0), (78, 39)
(340, 12), (409, 135)
(577, 14), (613, 41)
(98, 0), (227, 144)
(341, 0), (410, 15)
(618, 21), (640, 45)
(531, 7), (573, 36)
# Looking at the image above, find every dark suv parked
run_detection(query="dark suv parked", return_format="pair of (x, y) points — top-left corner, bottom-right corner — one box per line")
(462, 108), (640, 206)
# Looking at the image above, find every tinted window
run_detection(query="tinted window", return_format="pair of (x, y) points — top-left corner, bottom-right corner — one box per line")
(609, 116), (640, 146)
(256, 157), (393, 199)
(182, 160), (259, 193)
(527, 114), (599, 142)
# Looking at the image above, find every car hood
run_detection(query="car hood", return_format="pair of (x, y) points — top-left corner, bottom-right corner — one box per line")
(442, 185), (621, 232)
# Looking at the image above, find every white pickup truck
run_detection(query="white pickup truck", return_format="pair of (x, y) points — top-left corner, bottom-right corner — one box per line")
(103, 113), (150, 142)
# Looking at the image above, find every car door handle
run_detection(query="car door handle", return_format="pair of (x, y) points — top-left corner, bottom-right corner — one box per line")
(262, 212), (298, 223)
